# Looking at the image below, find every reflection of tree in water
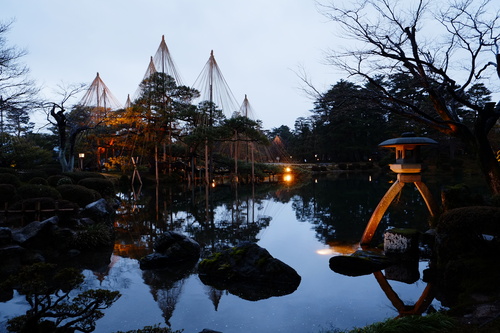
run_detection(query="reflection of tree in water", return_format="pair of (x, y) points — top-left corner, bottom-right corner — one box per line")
(153, 280), (184, 326)
(115, 183), (281, 259)
(183, 184), (273, 256)
(204, 285), (225, 311)
(114, 183), (287, 320)
(142, 269), (192, 326)
(287, 174), (434, 244)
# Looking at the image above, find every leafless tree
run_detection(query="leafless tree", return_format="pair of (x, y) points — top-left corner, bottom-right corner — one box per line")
(0, 20), (39, 140)
(317, 0), (500, 193)
(44, 83), (87, 172)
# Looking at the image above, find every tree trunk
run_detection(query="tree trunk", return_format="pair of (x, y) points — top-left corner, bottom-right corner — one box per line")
(474, 102), (500, 194)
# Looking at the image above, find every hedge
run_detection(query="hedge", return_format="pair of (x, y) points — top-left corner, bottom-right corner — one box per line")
(62, 171), (105, 183)
(0, 173), (21, 187)
(78, 178), (115, 198)
(17, 184), (62, 200)
(57, 184), (101, 207)
(28, 177), (49, 185)
(0, 184), (17, 204)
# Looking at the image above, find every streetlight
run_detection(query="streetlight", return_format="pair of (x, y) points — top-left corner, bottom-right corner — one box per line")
(79, 153), (85, 170)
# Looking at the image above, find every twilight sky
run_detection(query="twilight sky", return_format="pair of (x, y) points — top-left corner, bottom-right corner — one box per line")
(3, 0), (343, 130)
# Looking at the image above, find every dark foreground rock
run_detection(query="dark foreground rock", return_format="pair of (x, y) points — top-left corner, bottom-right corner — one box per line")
(434, 206), (500, 314)
(329, 250), (394, 277)
(0, 199), (116, 280)
(198, 242), (301, 301)
(139, 231), (201, 270)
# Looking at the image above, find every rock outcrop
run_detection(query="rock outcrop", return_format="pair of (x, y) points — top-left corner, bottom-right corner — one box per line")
(139, 231), (201, 270)
(198, 242), (301, 301)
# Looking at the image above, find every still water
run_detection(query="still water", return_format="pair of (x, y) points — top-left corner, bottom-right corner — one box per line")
(3, 171), (475, 332)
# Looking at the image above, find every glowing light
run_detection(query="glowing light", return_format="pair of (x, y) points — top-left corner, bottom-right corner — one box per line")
(316, 249), (334, 255)
(283, 174), (293, 182)
(316, 242), (360, 256)
(211, 180), (216, 188)
(285, 167), (291, 173)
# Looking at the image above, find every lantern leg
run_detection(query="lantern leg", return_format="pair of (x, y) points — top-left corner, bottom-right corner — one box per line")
(414, 181), (439, 225)
(361, 180), (405, 245)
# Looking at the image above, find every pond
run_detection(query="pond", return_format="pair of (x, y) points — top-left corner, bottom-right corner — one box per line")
(0, 171), (487, 332)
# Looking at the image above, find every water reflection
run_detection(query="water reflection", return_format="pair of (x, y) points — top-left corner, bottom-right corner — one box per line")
(115, 182), (280, 260)
(1, 172), (448, 332)
(373, 270), (436, 318)
(109, 173), (439, 328)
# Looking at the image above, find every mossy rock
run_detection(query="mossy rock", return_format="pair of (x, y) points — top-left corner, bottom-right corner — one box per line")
(198, 242), (301, 301)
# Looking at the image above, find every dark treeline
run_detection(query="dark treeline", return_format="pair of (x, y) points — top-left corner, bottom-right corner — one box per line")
(268, 76), (494, 164)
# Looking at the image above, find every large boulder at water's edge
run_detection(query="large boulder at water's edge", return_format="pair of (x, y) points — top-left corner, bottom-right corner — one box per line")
(11, 216), (75, 251)
(82, 198), (116, 224)
(198, 242), (301, 301)
(140, 231), (201, 270)
(329, 250), (394, 277)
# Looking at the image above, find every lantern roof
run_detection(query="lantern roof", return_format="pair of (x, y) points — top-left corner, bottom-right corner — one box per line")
(379, 132), (437, 148)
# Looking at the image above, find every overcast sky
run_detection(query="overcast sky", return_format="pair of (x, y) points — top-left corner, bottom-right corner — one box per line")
(4, 0), (343, 131)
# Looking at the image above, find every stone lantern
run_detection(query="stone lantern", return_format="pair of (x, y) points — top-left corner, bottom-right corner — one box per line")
(380, 132), (437, 174)
(361, 133), (439, 245)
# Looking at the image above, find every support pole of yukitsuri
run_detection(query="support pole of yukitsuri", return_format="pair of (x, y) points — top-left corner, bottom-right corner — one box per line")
(360, 133), (439, 245)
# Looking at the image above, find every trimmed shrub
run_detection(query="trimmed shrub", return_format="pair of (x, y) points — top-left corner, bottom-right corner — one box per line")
(0, 173), (21, 187)
(0, 168), (16, 175)
(78, 178), (115, 198)
(28, 177), (49, 185)
(17, 170), (48, 182)
(40, 165), (63, 176)
(441, 183), (484, 211)
(17, 184), (62, 200)
(48, 175), (67, 187)
(0, 184), (17, 204)
(62, 171), (105, 183)
(57, 177), (73, 186)
(57, 184), (101, 207)
(74, 223), (114, 250)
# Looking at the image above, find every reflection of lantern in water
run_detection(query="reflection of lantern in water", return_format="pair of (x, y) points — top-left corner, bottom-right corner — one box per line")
(316, 242), (360, 256)
(283, 166), (293, 182)
(361, 132), (439, 245)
